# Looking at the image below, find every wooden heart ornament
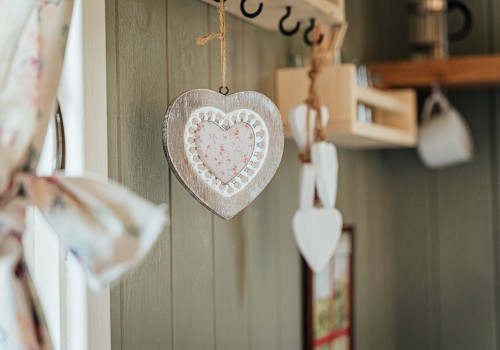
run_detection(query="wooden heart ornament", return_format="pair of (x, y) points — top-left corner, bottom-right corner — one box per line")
(163, 89), (284, 220)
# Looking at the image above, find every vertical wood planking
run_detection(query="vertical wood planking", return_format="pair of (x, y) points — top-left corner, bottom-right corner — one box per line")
(449, 0), (490, 56)
(362, 152), (396, 350)
(336, 152), (369, 350)
(378, 152), (397, 350)
(213, 211), (250, 350)
(243, 23), (281, 350)
(425, 165), (442, 350)
(383, 150), (438, 350)
(108, 0), (172, 349)
(210, 12), (250, 350)
(81, 0), (112, 347)
(105, 0), (121, 348)
(336, 150), (360, 224)
(492, 86), (500, 350)
(275, 142), (302, 350)
(494, 98), (500, 350)
(492, 1), (500, 348)
(167, 1), (215, 349)
(335, 150), (399, 350)
(274, 31), (302, 348)
(341, 0), (376, 61)
(437, 92), (497, 350)
(242, 182), (280, 350)
(347, 153), (372, 350)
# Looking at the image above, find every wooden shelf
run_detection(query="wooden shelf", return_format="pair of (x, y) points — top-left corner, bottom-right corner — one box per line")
(367, 54), (500, 89)
(199, 0), (345, 31)
(276, 64), (417, 149)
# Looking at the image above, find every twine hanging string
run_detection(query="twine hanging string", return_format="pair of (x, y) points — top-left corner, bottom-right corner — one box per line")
(299, 28), (327, 163)
(196, 0), (228, 95)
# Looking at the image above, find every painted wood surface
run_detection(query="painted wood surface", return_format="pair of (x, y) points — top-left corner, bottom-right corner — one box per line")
(106, 0), (172, 349)
(106, 0), (303, 349)
(210, 14), (251, 350)
(167, 2), (215, 350)
(163, 89), (284, 220)
(493, 3), (500, 350)
(105, 0), (500, 349)
(366, 0), (500, 349)
(368, 54), (500, 89)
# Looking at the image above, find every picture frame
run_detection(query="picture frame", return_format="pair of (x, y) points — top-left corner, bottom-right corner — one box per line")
(304, 226), (354, 350)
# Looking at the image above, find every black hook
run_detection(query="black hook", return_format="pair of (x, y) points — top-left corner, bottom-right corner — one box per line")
(240, 0), (263, 18)
(304, 19), (324, 46)
(279, 6), (301, 36)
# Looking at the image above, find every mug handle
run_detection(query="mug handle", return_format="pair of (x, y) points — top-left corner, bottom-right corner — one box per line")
(448, 0), (473, 42)
(421, 88), (451, 124)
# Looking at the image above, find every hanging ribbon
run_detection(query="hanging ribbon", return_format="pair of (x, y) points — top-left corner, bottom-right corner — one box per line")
(196, 0), (229, 95)
(0, 1), (167, 349)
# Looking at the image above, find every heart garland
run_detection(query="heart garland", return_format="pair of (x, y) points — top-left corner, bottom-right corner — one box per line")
(290, 32), (344, 273)
(162, 1), (284, 220)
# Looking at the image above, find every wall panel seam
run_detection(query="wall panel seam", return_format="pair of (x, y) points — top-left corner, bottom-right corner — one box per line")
(274, 182), (283, 350)
(211, 213), (217, 350)
(488, 89), (500, 350)
(490, 3), (500, 348)
(427, 170), (441, 350)
(165, 1), (174, 349)
(112, 0), (124, 348)
(165, 0), (175, 348)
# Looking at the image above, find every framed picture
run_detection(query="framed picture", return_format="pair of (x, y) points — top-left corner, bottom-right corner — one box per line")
(304, 226), (354, 350)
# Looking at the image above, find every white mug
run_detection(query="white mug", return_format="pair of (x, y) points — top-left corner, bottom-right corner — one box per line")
(417, 90), (474, 169)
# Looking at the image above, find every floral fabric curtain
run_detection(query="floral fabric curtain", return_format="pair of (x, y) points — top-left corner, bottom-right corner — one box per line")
(0, 1), (167, 349)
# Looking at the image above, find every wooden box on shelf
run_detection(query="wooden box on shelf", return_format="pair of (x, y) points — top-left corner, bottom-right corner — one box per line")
(276, 64), (418, 149)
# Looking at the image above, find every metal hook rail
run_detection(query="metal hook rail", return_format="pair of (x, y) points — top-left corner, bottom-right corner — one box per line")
(211, 0), (325, 46)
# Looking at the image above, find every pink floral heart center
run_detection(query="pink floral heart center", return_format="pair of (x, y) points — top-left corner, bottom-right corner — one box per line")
(195, 121), (255, 184)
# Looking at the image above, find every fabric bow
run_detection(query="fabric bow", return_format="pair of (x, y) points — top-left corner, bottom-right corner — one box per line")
(0, 1), (168, 349)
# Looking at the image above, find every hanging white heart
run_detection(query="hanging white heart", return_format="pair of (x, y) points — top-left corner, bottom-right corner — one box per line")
(293, 208), (343, 273)
(299, 164), (316, 210)
(312, 142), (339, 209)
(163, 89), (284, 220)
(288, 104), (329, 152)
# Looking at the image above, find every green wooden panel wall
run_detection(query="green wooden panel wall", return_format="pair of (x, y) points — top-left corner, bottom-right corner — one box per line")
(372, 0), (500, 349)
(492, 2), (500, 348)
(105, 0), (500, 349)
(105, 0), (305, 349)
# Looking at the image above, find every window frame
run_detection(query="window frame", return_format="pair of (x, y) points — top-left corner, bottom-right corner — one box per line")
(27, 0), (111, 349)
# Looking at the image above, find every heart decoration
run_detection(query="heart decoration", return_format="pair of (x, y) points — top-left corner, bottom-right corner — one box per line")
(194, 120), (258, 185)
(163, 89), (284, 220)
(185, 106), (268, 197)
(288, 104), (329, 152)
(299, 164), (316, 211)
(312, 142), (339, 209)
(289, 102), (344, 272)
(293, 208), (343, 273)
